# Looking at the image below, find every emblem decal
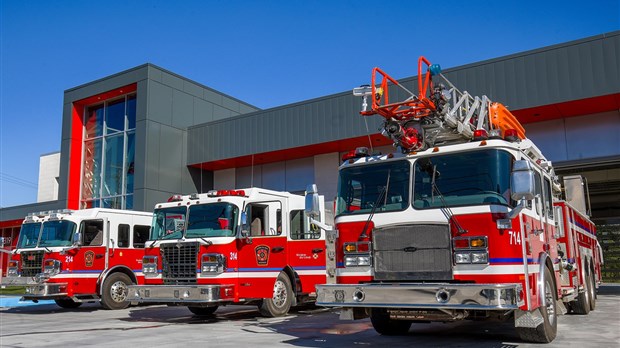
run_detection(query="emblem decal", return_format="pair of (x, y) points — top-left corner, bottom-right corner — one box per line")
(255, 245), (270, 266)
(84, 250), (95, 267)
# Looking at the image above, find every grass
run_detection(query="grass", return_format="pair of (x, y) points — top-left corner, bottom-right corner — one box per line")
(0, 286), (25, 295)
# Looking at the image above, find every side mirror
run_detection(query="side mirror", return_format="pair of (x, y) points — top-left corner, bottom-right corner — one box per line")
(240, 211), (250, 237)
(72, 232), (83, 247)
(510, 160), (536, 201)
(305, 184), (320, 219)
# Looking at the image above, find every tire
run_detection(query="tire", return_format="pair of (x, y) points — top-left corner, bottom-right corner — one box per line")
(54, 298), (82, 309)
(572, 266), (591, 315)
(259, 272), (293, 317)
(188, 306), (219, 316)
(588, 264), (596, 311)
(100, 272), (133, 310)
(370, 308), (412, 336)
(516, 267), (558, 343)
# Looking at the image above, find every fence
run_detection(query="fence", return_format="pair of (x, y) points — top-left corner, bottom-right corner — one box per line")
(598, 224), (620, 282)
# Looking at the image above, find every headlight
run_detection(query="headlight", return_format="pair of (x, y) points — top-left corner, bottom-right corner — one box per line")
(471, 252), (488, 264)
(344, 255), (371, 267)
(454, 252), (472, 264)
(43, 259), (62, 276)
(201, 254), (226, 275)
(142, 256), (158, 277)
(7, 260), (19, 277)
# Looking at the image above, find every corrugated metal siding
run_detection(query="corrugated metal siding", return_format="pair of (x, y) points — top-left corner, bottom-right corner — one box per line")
(192, 32), (619, 165)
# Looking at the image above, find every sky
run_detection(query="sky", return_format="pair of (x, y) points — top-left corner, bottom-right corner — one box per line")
(0, 0), (618, 208)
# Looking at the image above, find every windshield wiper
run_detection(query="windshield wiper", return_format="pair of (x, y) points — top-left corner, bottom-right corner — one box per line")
(148, 240), (159, 249)
(360, 169), (391, 239)
(429, 162), (467, 235)
(199, 237), (213, 246)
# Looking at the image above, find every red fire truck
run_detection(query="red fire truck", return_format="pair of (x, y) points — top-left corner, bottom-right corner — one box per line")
(127, 188), (327, 317)
(310, 57), (602, 343)
(4, 208), (153, 309)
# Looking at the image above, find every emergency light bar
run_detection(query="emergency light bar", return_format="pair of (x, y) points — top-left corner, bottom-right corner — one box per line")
(207, 190), (247, 197)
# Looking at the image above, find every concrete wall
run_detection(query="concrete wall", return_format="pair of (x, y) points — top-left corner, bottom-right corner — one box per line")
(37, 152), (60, 202)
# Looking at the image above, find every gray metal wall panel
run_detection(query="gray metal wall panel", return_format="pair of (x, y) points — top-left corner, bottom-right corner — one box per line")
(147, 80), (174, 125)
(157, 126), (184, 193)
(285, 158), (314, 192)
(262, 162), (285, 191)
(193, 98), (214, 125)
(144, 120), (161, 190)
(172, 89), (194, 129)
(525, 119), (569, 161)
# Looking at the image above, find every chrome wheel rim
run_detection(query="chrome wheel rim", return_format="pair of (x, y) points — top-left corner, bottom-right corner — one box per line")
(544, 279), (556, 325)
(110, 280), (128, 303)
(272, 279), (287, 308)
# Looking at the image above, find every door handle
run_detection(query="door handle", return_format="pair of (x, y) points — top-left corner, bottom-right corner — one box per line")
(312, 248), (324, 253)
(272, 246), (285, 253)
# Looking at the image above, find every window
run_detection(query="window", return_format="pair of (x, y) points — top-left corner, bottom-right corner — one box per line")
(118, 224), (130, 247)
(82, 220), (104, 246)
(544, 178), (554, 220)
(133, 225), (150, 248)
(290, 210), (320, 240)
(81, 94), (136, 209)
(336, 160), (410, 216)
(413, 149), (514, 209)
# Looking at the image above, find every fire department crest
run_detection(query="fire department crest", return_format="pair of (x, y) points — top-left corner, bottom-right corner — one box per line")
(255, 245), (269, 266)
(84, 251), (95, 267)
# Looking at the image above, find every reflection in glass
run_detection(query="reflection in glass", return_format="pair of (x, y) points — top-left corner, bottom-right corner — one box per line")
(85, 104), (104, 139)
(82, 139), (103, 200)
(151, 207), (187, 240)
(39, 221), (77, 247)
(187, 203), (238, 238)
(127, 95), (136, 130)
(105, 99), (125, 134)
(125, 132), (135, 194)
(104, 135), (124, 196)
(17, 223), (41, 249)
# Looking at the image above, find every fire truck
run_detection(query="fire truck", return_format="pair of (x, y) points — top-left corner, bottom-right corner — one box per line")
(310, 57), (602, 343)
(4, 208), (153, 309)
(127, 188), (327, 317)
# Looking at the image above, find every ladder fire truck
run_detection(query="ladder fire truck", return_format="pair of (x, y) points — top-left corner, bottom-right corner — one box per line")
(4, 208), (153, 309)
(127, 188), (327, 317)
(309, 57), (602, 343)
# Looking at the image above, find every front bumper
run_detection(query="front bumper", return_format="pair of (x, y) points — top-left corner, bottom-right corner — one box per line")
(22, 282), (69, 300)
(127, 284), (235, 304)
(316, 283), (523, 310)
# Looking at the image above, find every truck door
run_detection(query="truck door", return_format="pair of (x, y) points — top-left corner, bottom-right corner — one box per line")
(237, 201), (287, 299)
(70, 219), (108, 294)
(287, 209), (326, 294)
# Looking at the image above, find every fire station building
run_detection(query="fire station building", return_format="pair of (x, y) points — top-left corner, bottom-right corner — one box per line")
(1, 32), (619, 255)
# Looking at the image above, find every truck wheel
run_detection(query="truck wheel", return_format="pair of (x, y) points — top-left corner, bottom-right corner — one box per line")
(588, 265), (596, 311)
(516, 267), (558, 343)
(572, 266), (591, 315)
(370, 308), (412, 336)
(188, 306), (219, 316)
(101, 272), (132, 310)
(54, 299), (82, 309)
(259, 272), (293, 317)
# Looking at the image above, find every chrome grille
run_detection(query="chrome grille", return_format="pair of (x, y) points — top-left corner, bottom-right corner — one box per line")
(160, 242), (198, 285)
(373, 224), (452, 281)
(21, 251), (44, 277)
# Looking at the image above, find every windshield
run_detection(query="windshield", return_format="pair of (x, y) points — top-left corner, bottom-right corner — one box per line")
(336, 160), (410, 216)
(413, 149), (514, 209)
(17, 223), (42, 249)
(151, 206), (187, 240)
(187, 203), (238, 238)
(39, 220), (77, 247)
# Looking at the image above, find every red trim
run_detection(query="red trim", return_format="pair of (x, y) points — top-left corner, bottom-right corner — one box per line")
(0, 219), (23, 229)
(67, 84), (138, 209)
(512, 93), (620, 124)
(193, 93), (620, 171)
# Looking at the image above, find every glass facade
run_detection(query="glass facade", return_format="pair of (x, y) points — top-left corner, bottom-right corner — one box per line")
(81, 94), (136, 209)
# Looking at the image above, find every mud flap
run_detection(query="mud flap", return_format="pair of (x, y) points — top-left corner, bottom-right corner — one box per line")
(556, 300), (567, 315)
(515, 308), (544, 328)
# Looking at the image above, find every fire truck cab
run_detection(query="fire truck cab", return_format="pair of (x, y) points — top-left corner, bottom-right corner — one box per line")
(127, 188), (327, 317)
(311, 56), (602, 343)
(5, 208), (153, 309)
